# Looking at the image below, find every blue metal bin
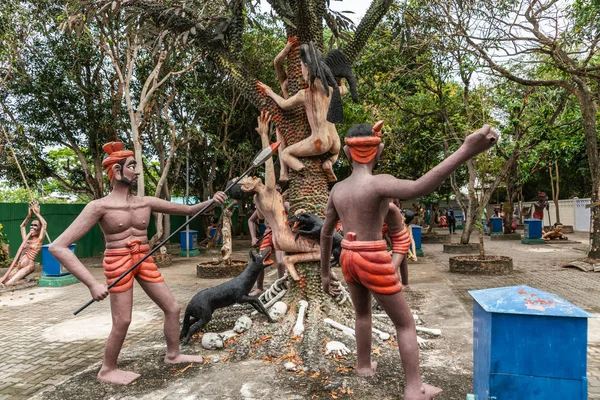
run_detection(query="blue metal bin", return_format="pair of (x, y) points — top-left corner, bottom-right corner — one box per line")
(490, 216), (503, 234)
(469, 285), (591, 400)
(524, 218), (543, 239)
(180, 229), (198, 251)
(410, 224), (423, 257)
(41, 244), (75, 276)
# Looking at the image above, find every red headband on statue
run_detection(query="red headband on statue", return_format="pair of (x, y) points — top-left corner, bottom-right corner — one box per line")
(344, 120), (384, 163)
(101, 142), (134, 182)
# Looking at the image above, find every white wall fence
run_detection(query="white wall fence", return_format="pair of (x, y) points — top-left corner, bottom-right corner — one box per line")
(415, 198), (592, 232)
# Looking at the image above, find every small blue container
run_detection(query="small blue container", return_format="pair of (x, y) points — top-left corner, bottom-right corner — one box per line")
(180, 229), (198, 251)
(455, 214), (464, 228)
(490, 216), (503, 233)
(524, 218), (543, 239)
(258, 223), (267, 236)
(469, 285), (590, 400)
(410, 224), (422, 250)
(42, 244), (75, 276)
(209, 227), (223, 246)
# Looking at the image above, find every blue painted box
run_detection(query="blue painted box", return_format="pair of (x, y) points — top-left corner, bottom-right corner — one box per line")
(469, 285), (590, 400)
(41, 244), (75, 276)
(524, 218), (543, 239)
(209, 227), (223, 246)
(180, 229), (198, 251)
(410, 224), (423, 256)
(490, 216), (503, 233)
(456, 214), (464, 228)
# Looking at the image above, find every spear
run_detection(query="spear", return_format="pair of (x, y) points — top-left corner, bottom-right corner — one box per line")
(74, 142), (281, 315)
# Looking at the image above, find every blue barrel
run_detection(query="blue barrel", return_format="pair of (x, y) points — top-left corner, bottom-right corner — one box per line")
(524, 218), (543, 239)
(180, 229), (198, 251)
(209, 227), (223, 246)
(469, 285), (590, 400)
(258, 222), (267, 236)
(410, 224), (422, 249)
(490, 216), (503, 233)
(455, 214), (464, 228)
(42, 244), (75, 276)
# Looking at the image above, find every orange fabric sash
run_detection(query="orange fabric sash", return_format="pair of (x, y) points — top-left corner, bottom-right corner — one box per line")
(340, 232), (402, 295)
(389, 227), (411, 254)
(259, 228), (275, 265)
(344, 136), (381, 163)
(103, 239), (164, 293)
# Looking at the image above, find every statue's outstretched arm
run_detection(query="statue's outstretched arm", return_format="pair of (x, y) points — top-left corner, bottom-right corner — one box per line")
(379, 125), (498, 200)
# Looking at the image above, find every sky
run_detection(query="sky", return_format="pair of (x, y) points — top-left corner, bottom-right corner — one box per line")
(259, 0), (369, 23)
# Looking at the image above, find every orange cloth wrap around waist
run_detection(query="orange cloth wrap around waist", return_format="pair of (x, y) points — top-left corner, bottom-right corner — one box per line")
(340, 232), (402, 295)
(259, 228), (277, 265)
(389, 227), (411, 254)
(103, 240), (164, 293)
(344, 136), (381, 163)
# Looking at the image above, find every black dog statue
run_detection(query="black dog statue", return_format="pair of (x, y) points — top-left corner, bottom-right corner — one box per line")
(289, 212), (343, 266)
(180, 247), (275, 345)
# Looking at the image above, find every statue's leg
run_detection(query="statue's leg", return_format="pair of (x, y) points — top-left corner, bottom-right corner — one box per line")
(275, 250), (286, 278)
(137, 279), (204, 364)
(345, 281), (376, 377)
(372, 291), (442, 399)
(282, 251), (320, 281)
(281, 135), (333, 172)
(322, 134), (341, 182)
(97, 289), (141, 385)
(249, 270), (265, 296)
(276, 129), (290, 182)
(4, 264), (35, 286)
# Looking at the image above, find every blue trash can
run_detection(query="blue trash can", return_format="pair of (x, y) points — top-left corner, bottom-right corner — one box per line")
(455, 214), (464, 229)
(209, 227), (223, 246)
(180, 229), (198, 251)
(522, 218), (545, 244)
(410, 224), (423, 256)
(469, 285), (591, 400)
(258, 223), (267, 236)
(490, 216), (503, 234)
(42, 244), (75, 276)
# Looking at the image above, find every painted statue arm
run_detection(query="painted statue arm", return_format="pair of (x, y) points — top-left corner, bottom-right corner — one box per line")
(248, 210), (260, 246)
(19, 204), (34, 241)
(256, 111), (276, 190)
(408, 225), (417, 261)
(274, 37), (297, 98)
(384, 203), (405, 233)
(147, 192), (227, 216)
(31, 205), (47, 244)
(339, 80), (348, 97)
(259, 82), (306, 110)
(49, 202), (108, 301)
(379, 125), (498, 200)
(321, 189), (339, 295)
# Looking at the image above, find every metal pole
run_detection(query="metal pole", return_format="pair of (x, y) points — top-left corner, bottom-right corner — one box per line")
(186, 133), (190, 258)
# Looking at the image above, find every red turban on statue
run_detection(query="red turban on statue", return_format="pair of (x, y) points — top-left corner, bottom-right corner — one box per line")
(102, 142), (134, 182)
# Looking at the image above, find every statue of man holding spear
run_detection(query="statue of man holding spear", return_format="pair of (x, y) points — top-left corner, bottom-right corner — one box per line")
(50, 142), (228, 385)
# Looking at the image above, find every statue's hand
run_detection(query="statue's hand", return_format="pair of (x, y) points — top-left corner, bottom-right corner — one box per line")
(29, 200), (40, 214)
(462, 125), (498, 155)
(322, 276), (341, 297)
(257, 82), (273, 97)
(255, 110), (272, 137)
(90, 283), (109, 302)
(213, 191), (227, 205)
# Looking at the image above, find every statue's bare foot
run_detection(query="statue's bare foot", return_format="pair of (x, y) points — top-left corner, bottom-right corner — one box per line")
(97, 368), (140, 385)
(164, 354), (204, 364)
(356, 361), (377, 377)
(322, 160), (337, 182)
(248, 288), (264, 297)
(404, 383), (443, 400)
(403, 285), (411, 291)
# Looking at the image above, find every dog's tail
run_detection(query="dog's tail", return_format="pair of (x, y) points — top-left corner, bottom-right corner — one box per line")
(179, 311), (192, 341)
